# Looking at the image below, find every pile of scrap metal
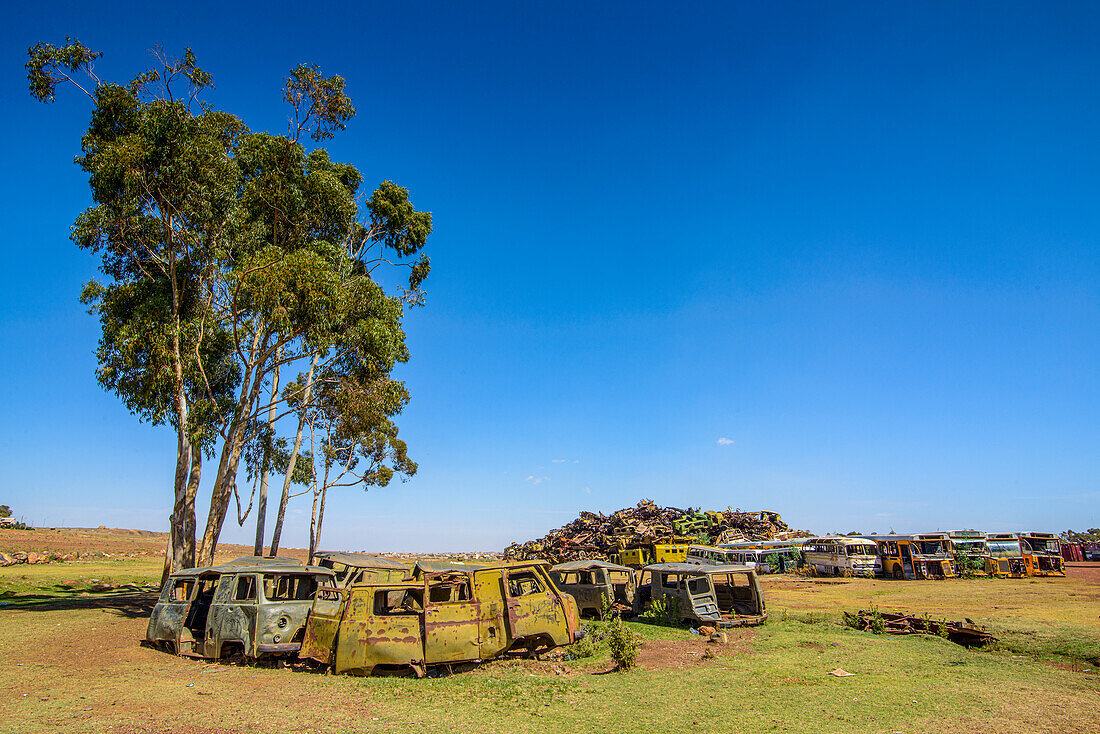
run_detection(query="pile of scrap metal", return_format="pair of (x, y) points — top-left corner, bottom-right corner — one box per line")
(503, 500), (800, 564)
(843, 609), (997, 647)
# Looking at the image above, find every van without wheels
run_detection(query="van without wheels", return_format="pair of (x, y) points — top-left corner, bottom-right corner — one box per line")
(299, 560), (581, 677)
(549, 560), (636, 618)
(147, 559), (335, 660)
(633, 563), (767, 628)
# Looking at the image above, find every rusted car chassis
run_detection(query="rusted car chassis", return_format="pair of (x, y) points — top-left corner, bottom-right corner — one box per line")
(300, 561), (581, 677)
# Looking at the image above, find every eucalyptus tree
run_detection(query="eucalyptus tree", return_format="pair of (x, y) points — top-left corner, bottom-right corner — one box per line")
(28, 41), (243, 573)
(29, 42), (432, 570)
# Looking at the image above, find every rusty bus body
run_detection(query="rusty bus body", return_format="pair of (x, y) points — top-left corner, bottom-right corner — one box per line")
(299, 560), (581, 677)
(947, 531), (991, 576)
(985, 533), (1028, 577)
(1017, 532), (1066, 577)
(634, 563), (767, 628)
(865, 534), (955, 579)
(147, 558), (335, 660)
(549, 559), (636, 618)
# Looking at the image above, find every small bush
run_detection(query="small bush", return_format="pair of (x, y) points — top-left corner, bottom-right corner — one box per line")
(638, 595), (681, 627)
(607, 615), (639, 671)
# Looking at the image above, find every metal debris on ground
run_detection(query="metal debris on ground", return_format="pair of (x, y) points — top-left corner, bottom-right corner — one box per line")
(843, 610), (997, 647)
(503, 500), (800, 563)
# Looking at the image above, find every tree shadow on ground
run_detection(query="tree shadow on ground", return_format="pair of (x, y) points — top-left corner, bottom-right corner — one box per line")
(0, 588), (157, 617)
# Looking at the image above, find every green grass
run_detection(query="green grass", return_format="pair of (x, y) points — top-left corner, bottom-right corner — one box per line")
(2, 560), (1099, 733)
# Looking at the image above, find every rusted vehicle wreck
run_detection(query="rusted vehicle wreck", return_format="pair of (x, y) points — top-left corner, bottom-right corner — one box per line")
(147, 557), (336, 660)
(549, 559), (636, 618)
(634, 563), (767, 627)
(299, 560), (581, 677)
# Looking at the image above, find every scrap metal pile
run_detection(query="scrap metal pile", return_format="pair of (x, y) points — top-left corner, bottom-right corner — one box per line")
(503, 500), (798, 564)
(843, 609), (997, 647)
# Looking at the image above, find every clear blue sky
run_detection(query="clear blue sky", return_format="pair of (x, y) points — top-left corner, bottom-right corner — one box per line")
(2, 2), (1097, 551)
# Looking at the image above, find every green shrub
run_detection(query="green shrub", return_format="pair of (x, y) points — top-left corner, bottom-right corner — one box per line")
(638, 595), (681, 627)
(606, 616), (639, 671)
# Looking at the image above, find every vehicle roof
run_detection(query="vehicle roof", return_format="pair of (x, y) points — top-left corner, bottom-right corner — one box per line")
(168, 562), (334, 578)
(550, 559), (633, 572)
(312, 551), (408, 570)
(861, 534), (949, 541)
(413, 559), (549, 573)
(643, 562), (756, 574)
(221, 555), (303, 566)
(803, 536), (879, 544)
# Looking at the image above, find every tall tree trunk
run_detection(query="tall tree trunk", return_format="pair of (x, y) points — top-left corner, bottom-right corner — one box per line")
(253, 347), (281, 556)
(182, 446), (201, 568)
(307, 487), (320, 564)
(269, 353), (318, 555)
(197, 329), (269, 566)
(312, 485), (329, 565)
(165, 247), (192, 576)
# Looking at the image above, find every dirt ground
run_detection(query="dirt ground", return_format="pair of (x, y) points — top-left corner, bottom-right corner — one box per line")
(0, 527), (310, 562)
(1, 529), (1097, 733)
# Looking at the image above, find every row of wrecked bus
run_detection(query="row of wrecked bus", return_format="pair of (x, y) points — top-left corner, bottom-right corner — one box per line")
(621, 531), (1067, 580)
(146, 551), (767, 677)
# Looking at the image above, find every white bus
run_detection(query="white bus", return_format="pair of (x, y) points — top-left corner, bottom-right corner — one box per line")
(801, 537), (879, 577)
(715, 540), (804, 573)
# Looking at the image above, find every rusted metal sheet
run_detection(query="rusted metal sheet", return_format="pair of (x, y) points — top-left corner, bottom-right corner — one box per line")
(844, 609), (997, 647)
(505, 500), (803, 564)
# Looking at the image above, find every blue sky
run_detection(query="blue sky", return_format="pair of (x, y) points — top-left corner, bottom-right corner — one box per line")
(1, 2), (1097, 551)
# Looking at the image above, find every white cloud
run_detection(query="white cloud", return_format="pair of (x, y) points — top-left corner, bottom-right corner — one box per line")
(583, 487), (592, 494)
(551, 459), (566, 463)
(716, 437), (734, 446)
(526, 475), (550, 485)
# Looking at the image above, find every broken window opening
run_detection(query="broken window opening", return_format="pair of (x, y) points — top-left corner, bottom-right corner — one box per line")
(507, 572), (544, 597)
(235, 575), (257, 601)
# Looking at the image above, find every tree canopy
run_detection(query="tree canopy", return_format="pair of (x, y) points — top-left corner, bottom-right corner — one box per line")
(28, 41), (432, 571)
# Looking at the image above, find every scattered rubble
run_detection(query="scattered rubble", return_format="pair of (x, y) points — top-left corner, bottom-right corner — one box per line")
(843, 609), (997, 647)
(504, 500), (801, 563)
(0, 549), (156, 567)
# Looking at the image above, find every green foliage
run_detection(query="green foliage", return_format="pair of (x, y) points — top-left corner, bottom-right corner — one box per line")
(606, 615), (640, 671)
(28, 40), (434, 566)
(638, 594), (681, 627)
(0, 505), (11, 519)
(25, 38), (102, 102)
(599, 592), (614, 622)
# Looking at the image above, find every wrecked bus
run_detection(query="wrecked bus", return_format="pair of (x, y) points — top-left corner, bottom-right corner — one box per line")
(1018, 532), (1066, 577)
(634, 563), (767, 628)
(299, 560), (581, 677)
(549, 559), (636, 619)
(802, 537), (879, 577)
(147, 558), (335, 660)
(866, 534), (955, 579)
(947, 531), (991, 576)
(986, 533), (1028, 577)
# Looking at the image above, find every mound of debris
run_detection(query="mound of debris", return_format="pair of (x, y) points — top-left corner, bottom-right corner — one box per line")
(503, 499), (799, 563)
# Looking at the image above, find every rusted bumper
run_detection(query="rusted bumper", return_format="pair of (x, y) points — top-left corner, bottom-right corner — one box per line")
(257, 643), (302, 654)
(718, 612), (768, 628)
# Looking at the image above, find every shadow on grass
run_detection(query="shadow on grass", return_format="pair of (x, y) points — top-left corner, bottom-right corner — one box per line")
(0, 587), (157, 617)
